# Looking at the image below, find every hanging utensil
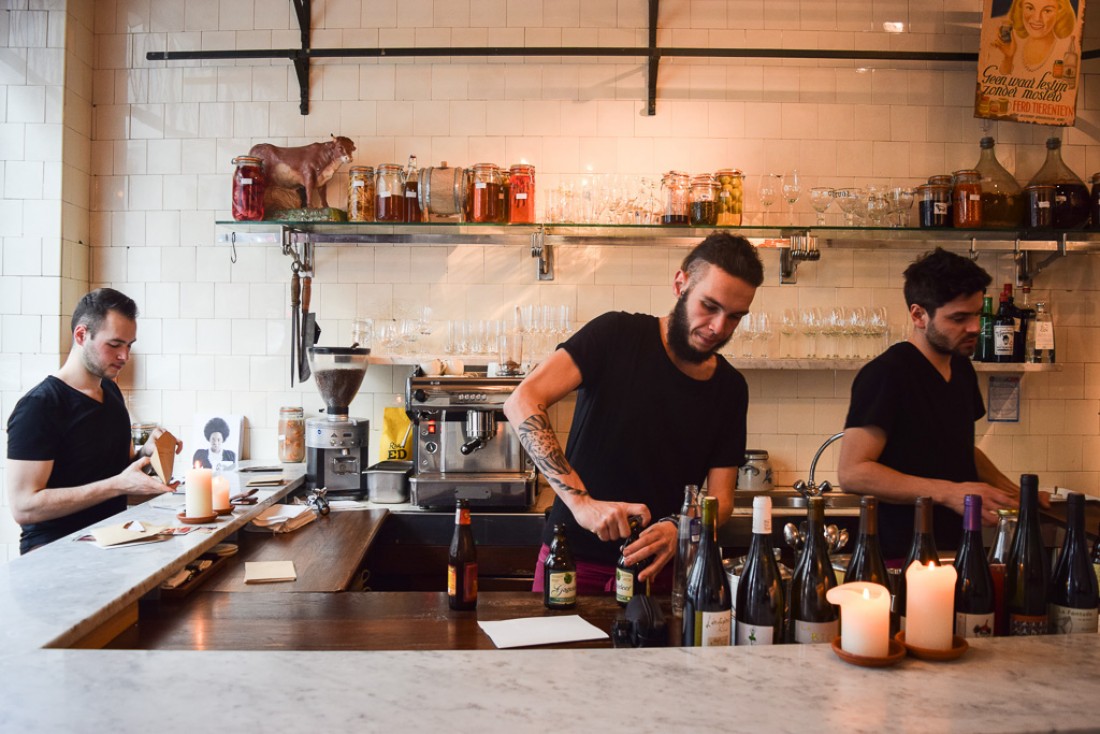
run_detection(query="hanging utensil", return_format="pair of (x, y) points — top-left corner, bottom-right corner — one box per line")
(290, 262), (300, 387)
(299, 269), (314, 382)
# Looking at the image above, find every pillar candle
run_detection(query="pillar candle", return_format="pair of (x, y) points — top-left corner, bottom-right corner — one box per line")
(826, 581), (891, 657)
(185, 466), (213, 518)
(211, 473), (231, 512)
(905, 560), (958, 650)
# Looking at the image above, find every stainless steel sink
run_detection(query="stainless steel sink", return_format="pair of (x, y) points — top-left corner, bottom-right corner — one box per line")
(733, 488), (863, 513)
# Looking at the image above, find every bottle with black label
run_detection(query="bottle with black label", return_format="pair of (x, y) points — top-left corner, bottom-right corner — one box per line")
(993, 290), (1016, 363)
(894, 496), (940, 632)
(683, 496), (731, 646)
(976, 295), (994, 362)
(1005, 474), (1049, 635)
(447, 499), (478, 611)
(1048, 492), (1099, 634)
(954, 494), (995, 638)
(615, 516), (649, 606)
(786, 496), (839, 644)
(544, 523), (577, 610)
(735, 496), (783, 645)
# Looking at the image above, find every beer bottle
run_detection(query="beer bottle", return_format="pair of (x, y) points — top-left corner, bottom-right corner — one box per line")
(615, 516), (649, 606)
(544, 523), (577, 610)
(447, 499), (477, 611)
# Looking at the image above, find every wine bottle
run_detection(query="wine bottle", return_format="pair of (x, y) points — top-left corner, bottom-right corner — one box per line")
(976, 295), (994, 362)
(615, 516), (649, 606)
(447, 499), (477, 611)
(544, 523), (577, 610)
(954, 494), (995, 638)
(735, 496), (783, 645)
(1014, 285), (1035, 363)
(786, 496), (839, 644)
(1048, 493), (1099, 634)
(846, 496), (889, 587)
(894, 496), (940, 632)
(671, 484), (701, 617)
(683, 496), (731, 646)
(1005, 474), (1049, 635)
(993, 289), (1015, 363)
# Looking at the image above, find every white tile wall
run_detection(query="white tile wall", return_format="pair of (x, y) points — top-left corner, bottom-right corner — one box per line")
(2, 1), (1100, 560)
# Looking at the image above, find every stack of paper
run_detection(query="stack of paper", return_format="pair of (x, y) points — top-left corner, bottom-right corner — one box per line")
(90, 521), (169, 549)
(244, 561), (297, 584)
(249, 504), (316, 534)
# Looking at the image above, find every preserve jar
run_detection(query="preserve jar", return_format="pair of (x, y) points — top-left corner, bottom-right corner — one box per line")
(1025, 137), (1090, 229)
(278, 406), (305, 463)
(660, 170), (690, 225)
(689, 174), (719, 226)
(952, 169), (983, 228)
(508, 164), (535, 223)
(1025, 184), (1055, 229)
(973, 137), (1024, 228)
(470, 163), (505, 223)
(916, 183), (951, 228)
(231, 155), (265, 221)
(1091, 172), (1100, 230)
(737, 450), (773, 493)
(375, 163), (406, 222)
(347, 166), (375, 222)
(714, 168), (744, 225)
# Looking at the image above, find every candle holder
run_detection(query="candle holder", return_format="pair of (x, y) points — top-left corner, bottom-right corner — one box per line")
(830, 637), (907, 668)
(895, 631), (969, 661)
(176, 511), (218, 525)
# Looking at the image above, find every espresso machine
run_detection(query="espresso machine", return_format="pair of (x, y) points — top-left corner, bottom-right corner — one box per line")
(405, 369), (536, 509)
(305, 346), (370, 496)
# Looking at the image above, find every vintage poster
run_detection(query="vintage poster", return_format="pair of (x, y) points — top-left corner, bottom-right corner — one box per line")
(974, 0), (1086, 126)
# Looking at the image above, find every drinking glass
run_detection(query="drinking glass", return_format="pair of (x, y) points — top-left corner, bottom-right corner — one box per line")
(809, 187), (834, 226)
(351, 318), (373, 349)
(779, 308), (799, 358)
(865, 185), (889, 226)
(752, 312), (772, 358)
(833, 188), (861, 227)
(782, 170), (802, 225)
(759, 174), (781, 225)
(379, 320), (402, 355)
(738, 313), (757, 359)
(800, 308), (822, 358)
(889, 187), (915, 227)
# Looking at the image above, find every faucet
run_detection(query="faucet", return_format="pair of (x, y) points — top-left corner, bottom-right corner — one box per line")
(793, 431), (844, 499)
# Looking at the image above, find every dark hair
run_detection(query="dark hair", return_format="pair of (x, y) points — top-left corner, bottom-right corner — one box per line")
(71, 288), (138, 336)
(204, 417), (231, 441)
(903, 248), (992, 316)
(679, 232), (765, 288)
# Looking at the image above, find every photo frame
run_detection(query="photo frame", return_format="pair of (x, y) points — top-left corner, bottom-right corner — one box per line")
(190, 414), (244, 469)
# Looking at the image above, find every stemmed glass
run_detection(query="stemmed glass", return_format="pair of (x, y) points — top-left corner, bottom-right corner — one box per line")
(752, 312), (772, 358)
(759, 174), (781, 225)
(889, 187), (915, 227)
(779, 308), (799, 358)
(833, 188), (861, 227)
(800, 308), (822, 359)
(809, 187), (834, 226)
(738, 313), (758, 359)
(782, 170), (802, 225)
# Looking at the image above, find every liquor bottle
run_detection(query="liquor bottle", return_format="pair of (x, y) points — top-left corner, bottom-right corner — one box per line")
(988, 508), (1018, 636)
(404, 154), (422, 223)
(846, 496), (889, 587)
(954, 494), (995, 638)
(894, 496), (940, 632)
(1063, 36), (1079, 88)
(976, 295), (994, 362)
(972, 137), (1024, 228)
(671, 484), (702, 617)
(1014, 285), (1035, 363)
(1027, 301), (1055, 363)
(1005, 474), (1050, 635)
(786, 496), (839, 644)
(735, 496), (784, 645)
(615, 516), (649, 606)
(543, 523), (577, 610)
(447, 499), (477, 611)
(1047, 492), (1099, 634)
(683, 496), (731, 646)
(993, 290), (1016, 364)
(1025, 138), (1090, 230)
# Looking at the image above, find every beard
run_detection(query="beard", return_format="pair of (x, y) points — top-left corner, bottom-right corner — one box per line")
(667, 292), (731, 364)
(925, 319), (976, 357)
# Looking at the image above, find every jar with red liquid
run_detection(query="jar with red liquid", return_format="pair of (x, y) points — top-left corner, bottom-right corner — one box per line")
(509, 164), (536, 224)
(470, 163), (505, 223)
(375, 163), (406, 222)
(952, 169), (983, 228)
(661, 171), (690, 225)
(231, 156), (266, 221)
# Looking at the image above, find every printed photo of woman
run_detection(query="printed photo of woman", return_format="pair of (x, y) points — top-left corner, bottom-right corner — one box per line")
(991, 0), (1078, 79)
(192, 416), (238, 469)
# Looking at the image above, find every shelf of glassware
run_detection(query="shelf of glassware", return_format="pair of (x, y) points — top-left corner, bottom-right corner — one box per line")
(215, 221), (1100, 252)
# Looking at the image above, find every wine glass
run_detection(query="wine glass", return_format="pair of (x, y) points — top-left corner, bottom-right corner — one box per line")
(799, 308), (822, 359)
(782, 170), (802, 225)
(833, 188), (860, 227)
(759, 174), (781, 225)
(752, 312), (772, 358)
(809, 187), (834, 226)
(889, 187), (915, 227)
(779, 309), (799, 358)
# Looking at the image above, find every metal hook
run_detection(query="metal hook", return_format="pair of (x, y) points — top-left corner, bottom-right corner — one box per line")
(969, 237), (978, 261)
(229, 231), (238, 264)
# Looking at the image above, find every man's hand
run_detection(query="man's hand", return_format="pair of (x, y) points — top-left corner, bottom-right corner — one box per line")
(946, 482), (1017, 525)
(140, 427), (183, 458)
(628, 520), (677, 582)
(570, 495), (651, 543)
(118, 456), (178, 495)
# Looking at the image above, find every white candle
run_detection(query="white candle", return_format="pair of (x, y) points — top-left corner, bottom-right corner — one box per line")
(185, 466), (213, 518)
(211, 473), (231, 512)
(905, 560), (958, 650)
(826, 581), (891, 657)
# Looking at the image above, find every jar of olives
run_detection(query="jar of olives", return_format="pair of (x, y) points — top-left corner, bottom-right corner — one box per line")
(714, 168), (744, 225)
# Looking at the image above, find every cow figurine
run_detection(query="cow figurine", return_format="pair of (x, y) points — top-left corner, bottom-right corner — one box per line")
(248, 134), (356, 209)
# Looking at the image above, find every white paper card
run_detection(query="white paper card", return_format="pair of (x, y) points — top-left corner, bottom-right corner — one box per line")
(477, 615), (608, 649)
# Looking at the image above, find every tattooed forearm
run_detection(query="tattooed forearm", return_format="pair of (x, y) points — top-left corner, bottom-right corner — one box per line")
(517, 406), (573, 478)
(547, 475), (588, 497)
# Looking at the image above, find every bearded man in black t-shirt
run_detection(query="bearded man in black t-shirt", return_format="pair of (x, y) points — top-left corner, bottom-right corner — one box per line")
(504, 233), (763, 594)
(6, 288), (181, 554)
(838, 248), (1021, 559)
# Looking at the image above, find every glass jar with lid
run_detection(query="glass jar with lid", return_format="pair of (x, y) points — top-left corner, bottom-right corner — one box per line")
(973, 137), (1024, 228)
(916, 184), (952, 228)
(231, 156), (266, 221)
(508, 164), (536, 224)
(375, 163), (406, 222)
(1025, 137), (1090, 229)
(951, 169), (983, 228)
(347, 166), (375, 222)
(470, 163), (505, 223)
(278, 406), (305, 463)
(737, 449), (773, 492)
(1025, 184), (1056, 229)
(689, 174), (719, 226)
(660, 171), (690, 225)
(714, 169), (744, 225)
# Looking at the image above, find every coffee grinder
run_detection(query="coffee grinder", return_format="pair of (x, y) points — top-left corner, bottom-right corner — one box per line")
(305, 346), (370, 496)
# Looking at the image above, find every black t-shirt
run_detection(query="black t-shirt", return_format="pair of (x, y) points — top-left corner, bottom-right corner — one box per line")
(543, 311), (749, 565)
(844, 342), (985, 559)
(7, 376), (132, 553)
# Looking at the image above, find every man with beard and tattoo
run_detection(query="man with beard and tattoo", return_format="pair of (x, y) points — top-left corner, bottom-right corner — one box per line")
(6, 288), (181, 554)
(503, 233), (763, 594)
(838, 248), (1019, 560)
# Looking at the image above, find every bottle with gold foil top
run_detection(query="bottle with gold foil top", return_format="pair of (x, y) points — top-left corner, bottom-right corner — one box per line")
(973, 138), (1024, 228)
(1025, 138), (1090, 229)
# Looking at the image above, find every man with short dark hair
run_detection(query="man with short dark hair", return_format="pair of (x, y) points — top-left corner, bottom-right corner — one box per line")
(504, 232), (763, 593)
(838, 249), (1018, 559)
(6, 288), (181, 554)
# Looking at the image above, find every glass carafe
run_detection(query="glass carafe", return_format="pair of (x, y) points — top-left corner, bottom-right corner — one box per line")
(1025, 138), (1089, 229)
(973, 137), (1024, 228)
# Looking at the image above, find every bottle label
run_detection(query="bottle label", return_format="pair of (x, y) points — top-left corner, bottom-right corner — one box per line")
(1038, 200), (1050, 209)
(690, 517), (702, 544)
(448, 562), (477, 603)
(240, 178), (253, 185)
(695, 610), (731, 646)
(352, 180), (365, 188)
(736, 622), (775, 646)
(793, 619), (838, 644)
(899, 614), (906, 632)
(1048, 604), (1099, 634)
(405, 190), (417, 198)
(515, 193), (528, 200)
(955, 612), (994, 638)
(994, 324), (1014, 356)
(615, 568), (634, 604)
(547, 571), (577, 606)
(476, 182), (487, 189)
(934, 202), (948, 215)
(1009, 613), (1048, 636)
(1034, 321), (1054, 350)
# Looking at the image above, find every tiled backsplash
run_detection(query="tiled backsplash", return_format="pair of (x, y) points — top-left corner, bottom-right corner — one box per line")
(2, 1), (1099, 560)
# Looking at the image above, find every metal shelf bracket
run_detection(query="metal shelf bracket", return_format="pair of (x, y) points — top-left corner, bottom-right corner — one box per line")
(779, 231), (820, 284)
(1015, 233), (1067, 285)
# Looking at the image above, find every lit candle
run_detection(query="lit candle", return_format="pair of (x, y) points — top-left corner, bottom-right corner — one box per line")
(211, 473), (231, 512)
(826, 581), (891, 657)
(905, 560), (958, 650)
(185, 464), (213, 518)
